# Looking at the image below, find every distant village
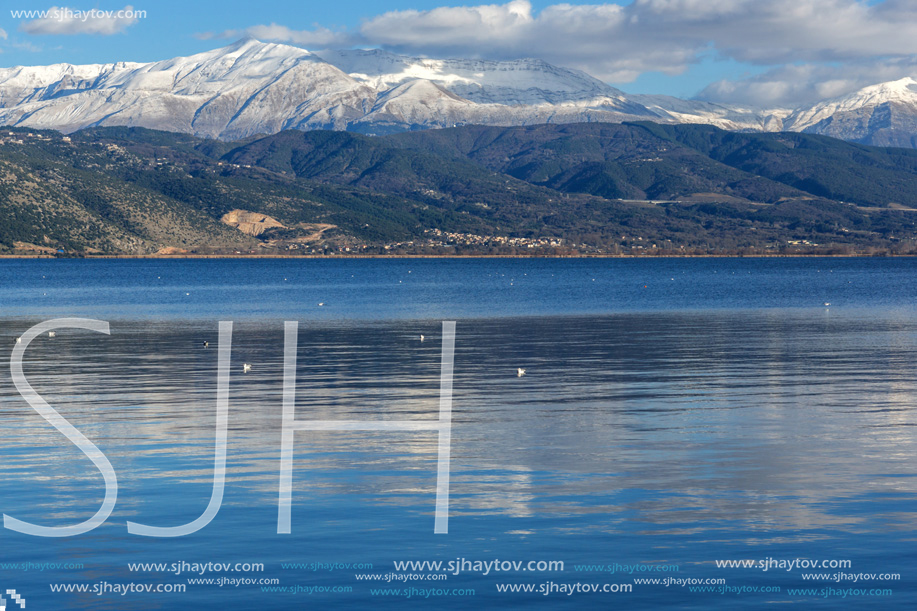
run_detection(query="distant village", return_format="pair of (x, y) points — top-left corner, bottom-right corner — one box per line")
(0, 130), (72, 145)
(259, 229), (574, 256)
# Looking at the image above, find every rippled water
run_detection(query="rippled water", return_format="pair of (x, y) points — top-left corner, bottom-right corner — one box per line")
(1, 258), (916, 609)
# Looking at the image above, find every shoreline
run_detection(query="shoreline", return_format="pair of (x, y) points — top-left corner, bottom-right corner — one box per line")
(0, 253), (912, 260)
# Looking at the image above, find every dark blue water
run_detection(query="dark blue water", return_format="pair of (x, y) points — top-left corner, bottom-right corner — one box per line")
(1, 257), (913, 320)
(1, 257), (916, 609)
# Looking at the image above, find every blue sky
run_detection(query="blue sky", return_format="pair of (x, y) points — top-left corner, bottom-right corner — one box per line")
(1, 1), (915, 107)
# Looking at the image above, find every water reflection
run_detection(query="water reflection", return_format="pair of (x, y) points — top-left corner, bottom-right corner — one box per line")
(2, 312), (916, 541)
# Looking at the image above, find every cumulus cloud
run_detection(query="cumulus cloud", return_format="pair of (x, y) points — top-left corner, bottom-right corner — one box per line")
(197, 0), (917, 105)
(19, 5), (143, 36)
(354, 0), (917, 77)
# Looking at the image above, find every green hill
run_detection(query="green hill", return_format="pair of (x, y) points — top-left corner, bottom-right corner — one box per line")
(2, 122), (917, 255)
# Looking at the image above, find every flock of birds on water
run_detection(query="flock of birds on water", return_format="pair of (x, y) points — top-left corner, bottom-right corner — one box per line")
(15, 270), (836, 377)
(197, 333), (527, 376)
(10, 297), (835, 376)
(13, 325), (520, 376)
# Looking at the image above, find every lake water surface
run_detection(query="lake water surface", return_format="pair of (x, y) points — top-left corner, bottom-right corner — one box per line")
(1, 257), (915, 609)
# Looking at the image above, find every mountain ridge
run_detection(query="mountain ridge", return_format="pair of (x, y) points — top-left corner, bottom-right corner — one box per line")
(4, 38), (913, 145)
(1, 39), (917, 144)
(0, 38), (917, 143)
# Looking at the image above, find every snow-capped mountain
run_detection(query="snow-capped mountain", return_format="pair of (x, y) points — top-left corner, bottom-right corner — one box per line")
(1, 39), (917, 147)
(635, 78), (917, 147)
(0, 61), (143, 107)
(781, 77), (917, 148)
(316, 48), (639, 108)
(0, 39), (659, 139)
(0, 39), (379, 138)
(630, 94), (790, 132)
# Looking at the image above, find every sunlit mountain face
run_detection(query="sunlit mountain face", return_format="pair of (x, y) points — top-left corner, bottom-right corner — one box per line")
(2, 38), (917, 146)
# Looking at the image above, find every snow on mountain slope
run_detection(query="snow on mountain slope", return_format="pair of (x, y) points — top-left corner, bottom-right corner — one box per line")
(630, 94), (790, 132)
(0, 61), (140, 107)
(785, 78), (917, 132)
(775, 78), (917, 147)
(316, 48), (640, 109)
(0, 40), (658, 138)
(2, 39), (917, 146)
(0, 39), (377, 138)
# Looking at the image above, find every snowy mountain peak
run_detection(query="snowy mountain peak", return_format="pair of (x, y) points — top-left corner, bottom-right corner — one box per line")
(783, 75), (917, 133)
(0, 40), (658, 138)
(315, 48), (625, 106)
(0, 39), (371, 138)
(109, 39), (329, 94)
(180, 37), (317, 65)
(3, 40), (917, 147)
(772, 75), (917, 147)
(825, 76), (917, 111)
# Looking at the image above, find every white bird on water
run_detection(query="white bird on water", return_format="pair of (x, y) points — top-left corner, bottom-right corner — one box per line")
(318, 302), (325, 307)
(48, 332), (55, 337)
(824, 302), (831, 307)
(517, 368), (526, 377)
(15, 337), (21, 344)
(243, 364), (252, 373)
(420, 335), (425, 342)
(203, 341), (209, 348)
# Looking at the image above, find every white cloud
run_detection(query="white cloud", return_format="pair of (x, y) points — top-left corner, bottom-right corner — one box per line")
(196, 0), (917, 105)
(196, 23), (355, 48)
(348, 0), (917, 79)
(699, 59), (917, 108)
(0, 28), (8, 40)
(20, 5), (142, 36)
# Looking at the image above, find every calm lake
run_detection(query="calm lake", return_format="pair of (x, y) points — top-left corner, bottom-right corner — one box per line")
(1, 257), (915, 609)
